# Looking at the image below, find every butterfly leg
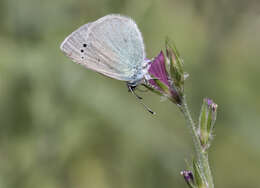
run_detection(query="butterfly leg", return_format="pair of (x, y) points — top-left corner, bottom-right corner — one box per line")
(126, 83), (155, 115)
(127, 83), (143, 100)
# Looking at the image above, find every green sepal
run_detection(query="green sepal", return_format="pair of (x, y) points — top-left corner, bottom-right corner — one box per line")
(165, 38), (184, 95)
(152, 77), (171, 95)
(209, 105), (217, 134)
(199, 99), (209, 147)
(142, 84), (163, 96)
(193, 160), (207, 188)
(207, 107), (213, 133)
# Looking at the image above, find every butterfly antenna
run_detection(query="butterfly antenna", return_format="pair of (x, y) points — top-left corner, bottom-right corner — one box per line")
(127, 85), (155, 115)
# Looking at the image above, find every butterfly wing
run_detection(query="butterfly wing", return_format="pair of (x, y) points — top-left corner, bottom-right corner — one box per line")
(60, 14), (146, 82)
(60, 22), (92, 64)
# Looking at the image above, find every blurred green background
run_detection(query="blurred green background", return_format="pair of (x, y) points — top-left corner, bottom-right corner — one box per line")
(1, 0), (260, 187)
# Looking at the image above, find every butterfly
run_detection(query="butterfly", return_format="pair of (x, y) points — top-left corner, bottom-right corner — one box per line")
(60, 14), (154, 114)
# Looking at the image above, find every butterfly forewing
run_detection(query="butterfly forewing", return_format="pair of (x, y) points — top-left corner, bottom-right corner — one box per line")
(60, 14), (146, 82)
(60, 23), (92, 63)
(60, 22), (124, 79)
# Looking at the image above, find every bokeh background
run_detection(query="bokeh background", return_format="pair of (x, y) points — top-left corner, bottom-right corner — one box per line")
(1, 0), (260, 187)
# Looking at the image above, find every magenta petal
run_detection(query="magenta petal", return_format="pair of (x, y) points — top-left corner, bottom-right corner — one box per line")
(146, 51), (182, 104)
(206, 98), (213, 106)
(148, 51), (170, 88)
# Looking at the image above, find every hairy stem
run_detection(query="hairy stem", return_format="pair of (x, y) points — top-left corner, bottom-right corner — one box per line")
(179, 96), (214, 188)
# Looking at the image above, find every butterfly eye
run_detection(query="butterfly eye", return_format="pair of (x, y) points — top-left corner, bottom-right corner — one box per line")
(83, 43), (87, 47)
(80, 49), (84, 53)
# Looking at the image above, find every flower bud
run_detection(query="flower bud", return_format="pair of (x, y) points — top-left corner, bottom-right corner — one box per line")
(181, 170), (195, 188)
(198, 98), (218, 150)
(165, 38), (185, 98)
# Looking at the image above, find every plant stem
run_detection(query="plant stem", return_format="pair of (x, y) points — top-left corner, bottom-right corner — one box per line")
(179, 96), (214, 188)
